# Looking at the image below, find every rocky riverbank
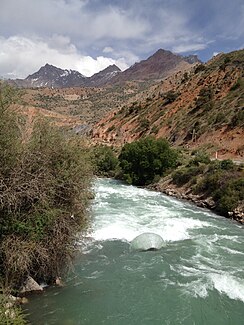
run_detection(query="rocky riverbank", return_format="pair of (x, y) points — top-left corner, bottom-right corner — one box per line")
(149, 175), (244, 225)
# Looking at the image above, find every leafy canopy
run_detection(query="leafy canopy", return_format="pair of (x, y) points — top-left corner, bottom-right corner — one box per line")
(119, 137), (178, 185)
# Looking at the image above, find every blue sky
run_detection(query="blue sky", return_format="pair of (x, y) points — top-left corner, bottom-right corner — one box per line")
(0, 0), (243, 78)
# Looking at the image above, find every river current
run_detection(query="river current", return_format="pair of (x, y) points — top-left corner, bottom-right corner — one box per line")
(26, 178), (244, 325)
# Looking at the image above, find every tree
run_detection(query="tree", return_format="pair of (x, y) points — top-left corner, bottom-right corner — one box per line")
(119, 137), (178, 185)
(92, 145), (119, 176)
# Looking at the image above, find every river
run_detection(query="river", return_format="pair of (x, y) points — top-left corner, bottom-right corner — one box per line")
(25, 178), (244, 325)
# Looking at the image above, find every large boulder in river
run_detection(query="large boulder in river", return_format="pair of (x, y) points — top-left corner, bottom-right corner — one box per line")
(131, 233), (166, 251)
(20, 276), (43, 294)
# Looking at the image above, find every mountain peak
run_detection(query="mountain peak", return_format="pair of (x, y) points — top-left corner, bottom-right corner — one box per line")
(112, 48), (193, 82)
(87, 64), (121, 86)
(25, 63), (86, 88)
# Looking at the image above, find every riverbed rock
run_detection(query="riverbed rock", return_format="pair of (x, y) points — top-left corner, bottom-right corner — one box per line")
(20, 276), (43, 294)
(55, 277), (65, 287)
(131, 233), (166, 251)
(229, 204), (244, 224)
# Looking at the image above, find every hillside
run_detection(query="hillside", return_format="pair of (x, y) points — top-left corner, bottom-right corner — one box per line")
(7, 80), (157, 131)
(92, 50), (244, 159)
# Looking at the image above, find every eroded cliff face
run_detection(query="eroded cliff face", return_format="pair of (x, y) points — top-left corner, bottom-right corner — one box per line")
(92, 50), (244, 160)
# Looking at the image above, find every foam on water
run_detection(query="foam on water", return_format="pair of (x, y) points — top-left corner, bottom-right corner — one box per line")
(209, 273), (244, 302)
(91, 178), (244, 306)
(91, 178), (212, 242)
(26, 178), (244, 325)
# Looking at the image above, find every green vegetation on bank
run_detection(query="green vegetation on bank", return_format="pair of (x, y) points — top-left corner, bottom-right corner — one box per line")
(118, 137), (178, 185)
(92, 145), (119, 177)
(0, 294), (27, 325)
(0, 85), (92, 291)
(172, 155), (244, 216)
(93, 138), (243, 219)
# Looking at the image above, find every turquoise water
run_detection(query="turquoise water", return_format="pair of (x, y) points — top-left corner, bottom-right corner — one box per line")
(25, 178), (244, 324)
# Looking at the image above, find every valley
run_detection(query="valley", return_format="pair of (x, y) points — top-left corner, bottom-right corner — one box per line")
(5, 48), (244, 160)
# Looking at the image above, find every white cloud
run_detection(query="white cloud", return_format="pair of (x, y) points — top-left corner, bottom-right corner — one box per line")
(173, 43), (208, 53)
(0, 35), (129, 78)
(103, 47), (114, 53)
(0, 0), (149, 43)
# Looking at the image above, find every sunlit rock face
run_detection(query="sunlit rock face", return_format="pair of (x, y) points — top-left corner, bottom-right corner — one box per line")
(130, 233), (166, 251)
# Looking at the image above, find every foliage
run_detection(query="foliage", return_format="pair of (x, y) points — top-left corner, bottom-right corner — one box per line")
(219, 159), (235, 170)
(195, 87), (214, 111)
(230, 78), (241, 91)
(193, 161), (243, 216)
(139, 118), (150, 130)
(188, 151), (211, 166)
(171, 154), (243, 217)
(172, 165), (204, 186)
(230, 108), (244, 127)
(119, 137), (178, 185)
(163, 90), (178, 104)
(0, 85), (92, 288)
(92, 145), (119, 176)
(194, 64), (206, 73)
(0, 294), (28, 325)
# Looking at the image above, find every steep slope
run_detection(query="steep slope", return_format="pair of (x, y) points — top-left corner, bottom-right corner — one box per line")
(92, 49), (244, 159)
(110, 49), (200, 83)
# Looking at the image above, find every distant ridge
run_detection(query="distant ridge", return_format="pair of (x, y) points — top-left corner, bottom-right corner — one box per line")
(4, 49), (201, 88)
(6, 63), (121, 88)
(110, 49), (201, 83)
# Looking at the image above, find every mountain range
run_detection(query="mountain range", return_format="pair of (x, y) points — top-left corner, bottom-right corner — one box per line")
(6, 49), (201, 88)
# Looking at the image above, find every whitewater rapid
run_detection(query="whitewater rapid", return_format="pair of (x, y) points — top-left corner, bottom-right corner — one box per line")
(90, 178), (244, 304)
(25, 178), (244, 325)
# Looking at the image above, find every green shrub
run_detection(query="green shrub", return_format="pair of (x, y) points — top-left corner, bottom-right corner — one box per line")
(139, 118), (150, 130)
(172, 165), (204, 186)
(195, 87), (214, 111)
(0, 294), (28, 324)
(0, 87), (93, 288)
(219, 159), (235, 170)
(194, 64), (206, 73)
(230, 108), (244, 127)
(92, 145), (119, 176)
(188, 151), (211, 166)
(119, 137), (178, 186)
(230, 78), (241, 91)
(163, 90), (178, 104)
(107, 125), (116, 132)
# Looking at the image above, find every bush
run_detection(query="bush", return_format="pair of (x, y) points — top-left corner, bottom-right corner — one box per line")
(0, 294), (28, 325)
(92, 145), (119, 176)
(230, 108), (244, 127)
(119, 137), (178, 185)
(219, 159), (235, 170)
(0, 86), (92, 288)
(172, 166), (204, 186)
(163, 90), (178, 104)
(195, 87), (214, 111)
(188, 151), (211, 166)
(194, 166), (243, 216)
(194, 64), (206, 73)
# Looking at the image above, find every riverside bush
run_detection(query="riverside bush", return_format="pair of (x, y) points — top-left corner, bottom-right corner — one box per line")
(0, 85), (92, 288)
(172, 165), (204, 186)
(0, 293), (28, 325)
(92, 145), (119, 176)
(119, 137), (178, 186)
